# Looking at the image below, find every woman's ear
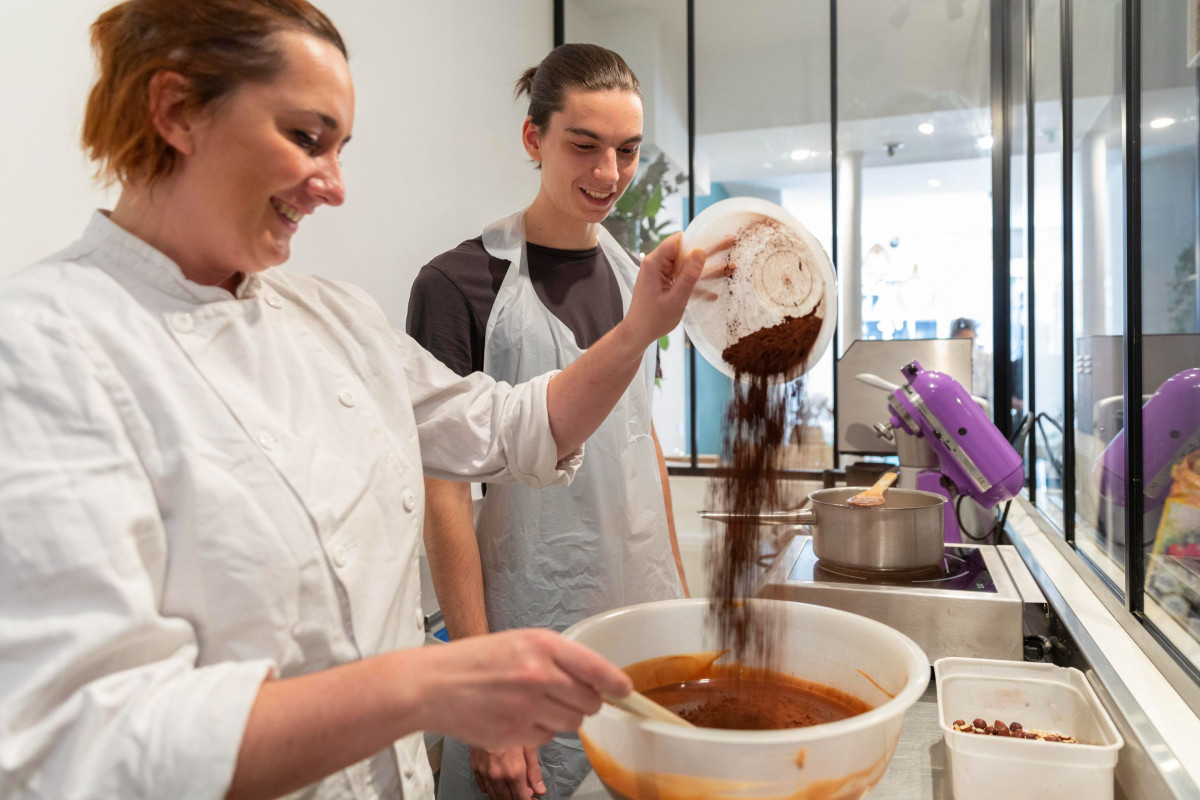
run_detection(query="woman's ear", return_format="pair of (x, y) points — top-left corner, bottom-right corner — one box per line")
(521, 117), (543, 164)
(148, 71), (198, 156)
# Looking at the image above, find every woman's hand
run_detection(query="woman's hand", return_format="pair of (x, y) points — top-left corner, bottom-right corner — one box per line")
(620, 232), (706, 349)
(416, 628), (630, 750)
(226, 628), (625, 800)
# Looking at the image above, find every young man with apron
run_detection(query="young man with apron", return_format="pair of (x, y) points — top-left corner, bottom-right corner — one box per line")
(407, 44), (688, 800)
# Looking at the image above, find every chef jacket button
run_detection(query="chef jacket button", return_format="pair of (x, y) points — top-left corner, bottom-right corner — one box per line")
(332, 544), (348, 568)
(170, 312), (194, 334)
(257, 431), (276, 450)
(338, 390), (358, 408)
(264, 293), (283, 309)
(402, 490), (416, 512)
(403, 766), (416, 780)
(415, 607), (424, 629)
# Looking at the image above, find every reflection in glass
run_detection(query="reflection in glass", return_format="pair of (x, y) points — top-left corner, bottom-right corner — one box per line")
(1031, 0), (1066, 530)
(1071, 0), (1126, 585)
(1138, 0), (1200, 665)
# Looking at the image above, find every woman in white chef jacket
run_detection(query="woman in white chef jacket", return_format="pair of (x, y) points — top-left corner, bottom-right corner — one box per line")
(408, 44), (689, 800)
(0, 3), (704, 800)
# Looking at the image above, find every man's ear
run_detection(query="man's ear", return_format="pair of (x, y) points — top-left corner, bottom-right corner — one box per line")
(521, 117), (542, 164)
(148, 71), (198, 156)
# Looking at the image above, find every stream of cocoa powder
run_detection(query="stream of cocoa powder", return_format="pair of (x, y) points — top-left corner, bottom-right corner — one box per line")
(708, 309), (823, 667)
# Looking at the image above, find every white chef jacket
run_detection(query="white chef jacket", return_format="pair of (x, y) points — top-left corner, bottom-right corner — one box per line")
(0, 211), (583, 800)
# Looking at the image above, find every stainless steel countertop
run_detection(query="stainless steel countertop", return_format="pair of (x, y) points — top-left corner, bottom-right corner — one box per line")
(570, 680), (951, 799)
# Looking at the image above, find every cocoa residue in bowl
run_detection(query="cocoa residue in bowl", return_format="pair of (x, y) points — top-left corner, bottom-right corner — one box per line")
(720, 311), (823, 379)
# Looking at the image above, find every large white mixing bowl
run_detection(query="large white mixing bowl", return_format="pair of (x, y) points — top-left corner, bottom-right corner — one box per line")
(562, 598), (929, 799)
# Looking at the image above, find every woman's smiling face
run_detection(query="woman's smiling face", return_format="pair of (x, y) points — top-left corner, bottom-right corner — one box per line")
(525, 88), (643, 226)
(170, 30), (354, 286)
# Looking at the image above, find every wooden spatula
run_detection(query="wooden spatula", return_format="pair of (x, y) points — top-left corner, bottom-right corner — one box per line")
(603, 690), (695, 727)
(846, 471), (898, 507)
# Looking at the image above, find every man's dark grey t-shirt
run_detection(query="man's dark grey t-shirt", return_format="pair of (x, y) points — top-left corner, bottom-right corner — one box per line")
(406, 236), (626, 377)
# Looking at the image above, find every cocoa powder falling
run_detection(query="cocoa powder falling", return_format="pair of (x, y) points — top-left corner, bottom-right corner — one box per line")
(708, 311), (823, 667)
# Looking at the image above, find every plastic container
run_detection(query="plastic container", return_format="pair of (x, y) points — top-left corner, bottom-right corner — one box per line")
(935, 657), (1124, 800)
(562, 598), (929, 799)
(680, 196), (837, 384)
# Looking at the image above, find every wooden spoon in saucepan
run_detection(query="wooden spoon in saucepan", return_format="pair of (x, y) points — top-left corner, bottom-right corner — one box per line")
(846, 471), (899, 507)
(603, 690), (696, 727)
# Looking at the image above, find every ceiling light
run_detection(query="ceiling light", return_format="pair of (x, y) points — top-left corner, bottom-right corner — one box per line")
(976, 135), (994, 150)
(790, 149), (812, 161)
(1150, 117), (1176, 129)
(928, 179), (941, 188)
(918, 123), (935, 135)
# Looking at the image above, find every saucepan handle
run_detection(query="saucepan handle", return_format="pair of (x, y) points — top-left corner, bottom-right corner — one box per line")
(698, 508), (817, 526)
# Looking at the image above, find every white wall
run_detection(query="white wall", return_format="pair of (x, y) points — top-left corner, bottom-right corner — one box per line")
(0, 1), (552, 326)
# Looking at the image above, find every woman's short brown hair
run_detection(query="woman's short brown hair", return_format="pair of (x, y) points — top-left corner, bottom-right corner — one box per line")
(82, 0), (347, 188)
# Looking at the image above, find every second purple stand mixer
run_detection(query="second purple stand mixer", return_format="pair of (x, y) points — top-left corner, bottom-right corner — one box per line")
(870, 360), (1025, 543)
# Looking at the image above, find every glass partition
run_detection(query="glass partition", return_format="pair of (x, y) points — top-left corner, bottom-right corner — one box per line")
(1031, 0), (1066, 529)
(1138, 0), (1200, 666)
(563, 0), (692, 462)
(1070, 0), (1126, 587)
(1010, 0), (1030, 446)
(838, 0), (993, 405)
(692, 0), (833, 470)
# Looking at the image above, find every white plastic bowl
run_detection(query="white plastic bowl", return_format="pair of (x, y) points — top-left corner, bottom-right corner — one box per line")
(562, 598), (929, 799)
(935, 657), (1124, 800)
(680, 196), (837, 384)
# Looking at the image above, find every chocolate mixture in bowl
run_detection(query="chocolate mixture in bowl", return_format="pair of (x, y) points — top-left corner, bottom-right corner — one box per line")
(645, 674), (866, 730)
(626, 652), (870, 731)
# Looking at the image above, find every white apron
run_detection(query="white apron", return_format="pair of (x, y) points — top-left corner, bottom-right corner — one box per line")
(437, 210), (682, 800)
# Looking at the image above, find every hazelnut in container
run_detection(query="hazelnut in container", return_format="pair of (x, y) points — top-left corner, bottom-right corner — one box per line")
(935, 657), (1124, 800)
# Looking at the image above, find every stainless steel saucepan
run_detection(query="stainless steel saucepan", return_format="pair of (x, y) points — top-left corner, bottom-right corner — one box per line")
(700, 487), (947, 572)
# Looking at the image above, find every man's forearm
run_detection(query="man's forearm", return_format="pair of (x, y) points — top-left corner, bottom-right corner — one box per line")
(422, 477), (489, 639)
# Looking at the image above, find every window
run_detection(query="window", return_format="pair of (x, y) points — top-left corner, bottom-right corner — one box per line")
(559, 0), (1200, 681)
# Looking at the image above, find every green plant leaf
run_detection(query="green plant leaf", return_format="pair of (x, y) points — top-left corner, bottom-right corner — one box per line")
(611, 152), (684, 259)
(614, 191), (639, 216)
(658, 335), (670, 351)
(646, 185), (664, 219)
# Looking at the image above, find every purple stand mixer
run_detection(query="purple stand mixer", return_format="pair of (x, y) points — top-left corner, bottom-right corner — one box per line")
(872, 360), (1026, 542)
